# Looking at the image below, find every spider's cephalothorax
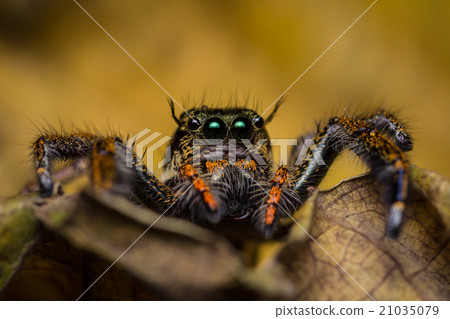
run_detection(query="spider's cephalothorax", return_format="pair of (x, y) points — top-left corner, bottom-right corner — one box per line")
(32, 99), (413, 238)
(165, 102), (278, 226)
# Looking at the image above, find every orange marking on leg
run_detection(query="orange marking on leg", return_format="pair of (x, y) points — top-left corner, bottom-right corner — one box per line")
(179, 163), (197, 178)
(394, 158), (405, 170)
(265, 205), (276, 225)
(33, 138), (46, 161)
(192, 178), (209, 193)
(267, 187), (282, 204)
(180, 164), (218, 212)
(203, 191), (218, 211)
(273, 167), (289, 184)
(91, 137), (116, 190)
(264, 167), (289, 226)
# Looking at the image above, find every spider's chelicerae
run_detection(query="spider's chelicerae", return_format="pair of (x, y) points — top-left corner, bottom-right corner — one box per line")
(32, 99), (412, 238)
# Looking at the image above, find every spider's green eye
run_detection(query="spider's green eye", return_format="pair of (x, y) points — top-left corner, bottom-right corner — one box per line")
(208, 121), (221, 129)
(231, 117), (253, 141)
(203, 118), (227, 139)
(187, 117), (201, 130)
(234, 120), (246, 128)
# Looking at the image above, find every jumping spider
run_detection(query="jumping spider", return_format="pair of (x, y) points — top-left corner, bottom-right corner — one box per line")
(32, 99), (412, 238)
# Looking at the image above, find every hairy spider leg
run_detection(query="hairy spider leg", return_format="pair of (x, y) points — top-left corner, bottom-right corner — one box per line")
(253, 124), (338, 237)
(364, 110), (413, 151)
(288, 116), (411, 238)
(129, 150), (175, 211)
(286, 111), (412, 203)
(83, 137), (176, 211)
(33, 133), (98, 196)
(290, 122), (340, 203)
(91, 137), (118, 190)
(33, 133), (176, 211)
(337, 117), (410, 237)
(91, 136), (176, 211)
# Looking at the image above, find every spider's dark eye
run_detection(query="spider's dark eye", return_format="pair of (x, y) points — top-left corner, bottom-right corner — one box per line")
(187, 117), (201, 130)
(231, 117), (253, 141)
(253, 116), (264, 129)
(203, 118), (227, 139)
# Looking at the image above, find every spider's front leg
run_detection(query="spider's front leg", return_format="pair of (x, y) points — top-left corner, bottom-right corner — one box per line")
(87, 137), (177, 213)
(259, 113), (413, 238)
(33, 133), (176, 213)
(294, 116), (412, 237)
(33, 133), (97, 196)
(255, 124), (339, 237)
(363, 110), (413, 151)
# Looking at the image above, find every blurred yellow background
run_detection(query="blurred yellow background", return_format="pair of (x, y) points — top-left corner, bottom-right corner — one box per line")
(0, 0), (449, 197)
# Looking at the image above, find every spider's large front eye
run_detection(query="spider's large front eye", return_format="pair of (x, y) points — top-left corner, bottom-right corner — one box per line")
(231, 117), (253, 141)
(203, 118), (227, 139)
(187, 117), (201, 130)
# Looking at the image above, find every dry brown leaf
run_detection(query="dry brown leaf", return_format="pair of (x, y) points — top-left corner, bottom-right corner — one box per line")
(33, 191), (246, 300)
(268, 168), (450, 301)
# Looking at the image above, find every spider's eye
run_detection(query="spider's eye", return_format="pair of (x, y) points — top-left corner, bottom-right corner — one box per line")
(253, 116), (264, 129)
(203, 118), (227, 139)
(187, 117), (201, 130)
(231, 117), (253, 141)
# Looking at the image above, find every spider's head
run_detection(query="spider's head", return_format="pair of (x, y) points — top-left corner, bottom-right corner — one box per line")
(168, 98), (283, 166)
